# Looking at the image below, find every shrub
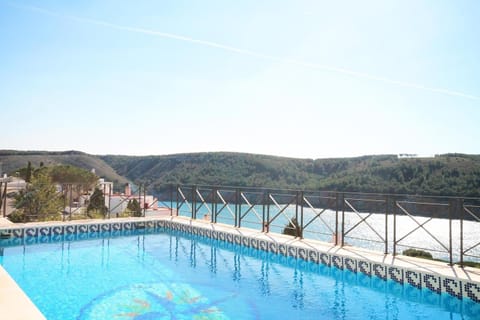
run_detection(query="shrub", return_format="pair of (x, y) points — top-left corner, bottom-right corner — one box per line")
(127, 199), (142, 217)
(457, 261), (480, 269)
(7, 210), (25, 223)
(402, 248), (433, 260)
(14, 171), (63, 222)
(282, 217), (301, 237)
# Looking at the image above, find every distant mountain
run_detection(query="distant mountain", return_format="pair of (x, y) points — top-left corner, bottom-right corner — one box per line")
(0, 150), (129, 188)
(2, 150), (480, 197)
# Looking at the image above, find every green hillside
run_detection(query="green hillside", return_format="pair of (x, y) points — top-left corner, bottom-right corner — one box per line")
(2, 150), (480, 197)
(100, 152), (480, 197)
(0, 150), (129, 188)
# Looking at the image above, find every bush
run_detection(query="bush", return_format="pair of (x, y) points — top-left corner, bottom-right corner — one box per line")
(402, 248), (433, 260)
(14, 171), (63, 222)
(7, 210), (25, 223)
(127, 199), (142, 217)
(282, 217), (301, 237)
(87, 188), (107, 215)
(457, 261), (480, 269)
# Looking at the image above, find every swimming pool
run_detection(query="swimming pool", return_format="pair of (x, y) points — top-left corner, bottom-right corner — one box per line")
(0, 225), (479, 319)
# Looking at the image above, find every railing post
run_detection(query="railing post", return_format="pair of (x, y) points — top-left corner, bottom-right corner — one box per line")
(69, 184), (73, 220)
(335, 192), (339, 246)
(143, 185), (146, 217)
(385, 195), (389, 255)
(138, 184), (142, 217)
(299, 191), (304, 239)
(169, 184), (173, 216)
(107, 184), (112, 219)
(448, 199), (454, 266)
(262, 190), (267, 232)
(295, 191), (299, 237)
(393, 197), (397, 256)
(212, 187), (217, 224)
(460, 198), (464, 267)
(192, 185), (197, 220)
(341, 193), (345, 247)
(175, 185), (179, 217)
(266, 191), (271, 233)
(236, 188), (240, 228)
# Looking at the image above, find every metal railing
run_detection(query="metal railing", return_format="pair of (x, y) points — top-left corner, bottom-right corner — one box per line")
(461, 200), (480, 265)
(2, 178), (479, 265)
(1, 180), (156, 221)
(169, 184), (480, 265)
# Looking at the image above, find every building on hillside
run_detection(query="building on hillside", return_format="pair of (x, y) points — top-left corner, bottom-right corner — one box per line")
(103, 182), (159, 217)
(97, 178), (113, 196)
(397, 154), (435, 159)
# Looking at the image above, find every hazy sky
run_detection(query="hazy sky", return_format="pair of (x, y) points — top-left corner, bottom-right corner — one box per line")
(1, 0), (479, 159)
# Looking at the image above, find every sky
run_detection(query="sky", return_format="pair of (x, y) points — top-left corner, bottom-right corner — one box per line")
(0, 0), (479, 159)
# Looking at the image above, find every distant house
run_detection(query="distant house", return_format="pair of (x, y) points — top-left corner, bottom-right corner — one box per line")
(397, 154), (435, 159)
(97, 178), (113, 196)
(100, 182), (158, 217)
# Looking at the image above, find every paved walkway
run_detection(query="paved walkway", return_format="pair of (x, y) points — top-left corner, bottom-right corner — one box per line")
(0, 217), (13, 227)
(0, 267), (45, 320)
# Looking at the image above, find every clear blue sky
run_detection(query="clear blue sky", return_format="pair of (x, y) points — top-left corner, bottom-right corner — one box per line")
(1, 0), (479, 159)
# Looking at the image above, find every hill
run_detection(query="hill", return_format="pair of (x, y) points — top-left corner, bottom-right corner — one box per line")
(2, 150), (480, 197)
(0, 150), (129, 188)
(100, 152), (480, 197)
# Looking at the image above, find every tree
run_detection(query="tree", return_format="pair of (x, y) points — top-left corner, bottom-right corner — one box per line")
(13, 171), (63, 222)
(127, 198), (142, 217)
(25, 161), (32, 183)
(49, 165), (98, 185)
(87, 188), (107, 216)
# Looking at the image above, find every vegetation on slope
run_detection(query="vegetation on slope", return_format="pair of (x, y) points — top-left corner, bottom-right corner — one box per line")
(2, 150), (480, 198)
(100, 152), (480, 197)
(0, 150), (129, 189)
(9, 164), (99, 222)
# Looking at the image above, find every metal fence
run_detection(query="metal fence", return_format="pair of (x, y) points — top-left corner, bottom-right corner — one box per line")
(169, 184), (480, 265)
(0, 180), (159, 221)
(1, 178), (479, 265)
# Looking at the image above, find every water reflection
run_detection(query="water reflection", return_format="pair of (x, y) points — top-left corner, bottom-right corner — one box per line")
(161, 230), (480, 319)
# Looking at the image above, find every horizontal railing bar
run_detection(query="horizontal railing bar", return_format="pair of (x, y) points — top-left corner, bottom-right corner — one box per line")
(344, 198), (386, 203)
(344, 236), (386, 244)
(169, 183), (480, 201)
(396, 200), (450, 207)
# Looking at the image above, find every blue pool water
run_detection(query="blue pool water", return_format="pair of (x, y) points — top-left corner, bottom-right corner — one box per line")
(0, 228), (479, 320)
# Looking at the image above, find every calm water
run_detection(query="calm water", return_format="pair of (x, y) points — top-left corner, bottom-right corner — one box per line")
(1, 229), (479, 319)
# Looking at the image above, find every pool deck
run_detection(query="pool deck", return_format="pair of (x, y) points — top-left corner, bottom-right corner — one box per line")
(0, 215), (479, 319)
(1, 218), (46, 319)
(0, 266), (46, 320)
(0, 217), (13, 227)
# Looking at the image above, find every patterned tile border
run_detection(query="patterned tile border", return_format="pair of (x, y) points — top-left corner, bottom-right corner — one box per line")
(388, 267), (404, 284)
(1, 218), (479, 303)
